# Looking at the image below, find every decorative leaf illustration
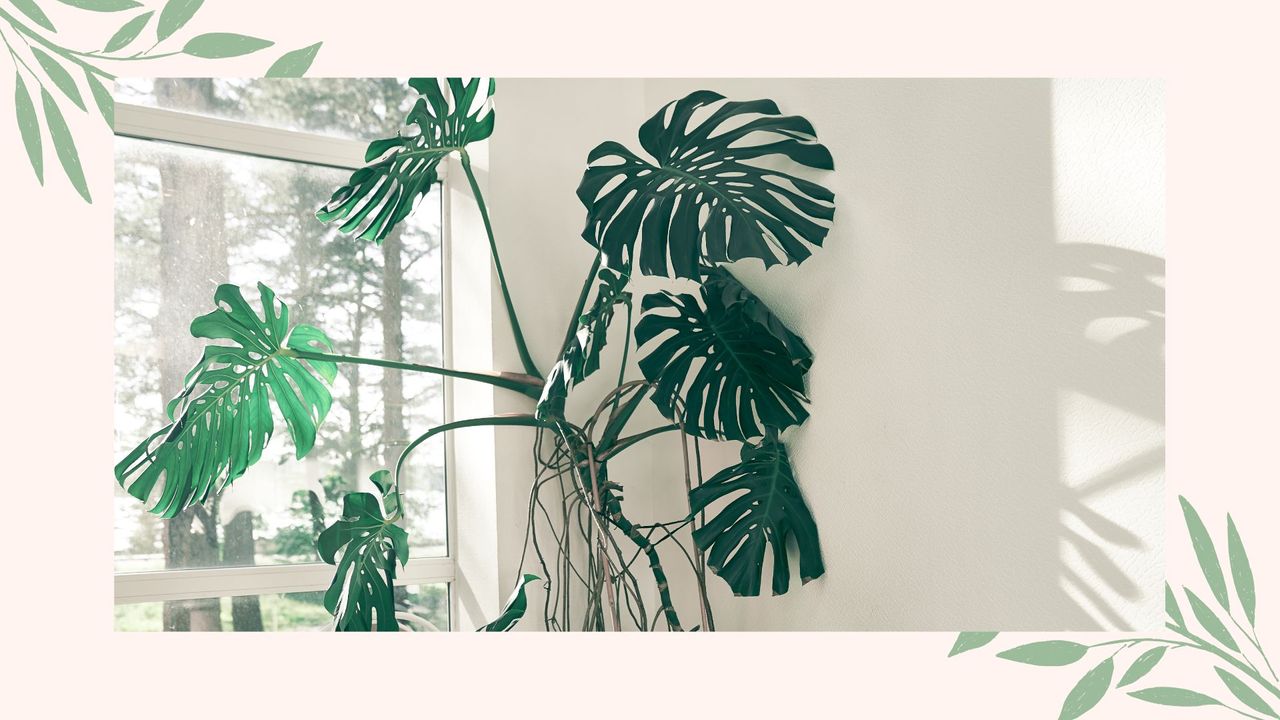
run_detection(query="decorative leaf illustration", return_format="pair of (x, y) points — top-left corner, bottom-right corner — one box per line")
(56, 0), (142, 11)
(538, 266), (630, 420)
(1227, 514), (1256, 627)
(31, 48), (85, 111)
(103, 11), (154, 52)
(1127, 687), (1220, 707)
(13, 73), (42, 184)
(689, 436), (824, 596)
(1116, 646), (1166, 688)
(478, 574), (540, 632)
(318, 78), (495, 243)
(635, 268), (812, 441)
(1216, 668), (1278, 718)
(182, 32), (273, 59)
(949, 632), (1000, 657)
(996, 641), (1090, 666)
(318, 477), (409, 632)
(1180, 495), (1229, 611)
(578, 90), (835, 279)
(156, 0), (203, 41)
(1185, 588), (1240, 652)
(86, 72), (114, 127)
(1165, 582), (1185, 627)
(41, 88), (90, 202)
(265, 42), (322, 78)
(1059, 657), (1113, 720)
(11, 0), (56, 32)
(114, 283), (337, 518)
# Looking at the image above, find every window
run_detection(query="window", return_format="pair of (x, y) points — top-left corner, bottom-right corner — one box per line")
(113, 79), (453, 631)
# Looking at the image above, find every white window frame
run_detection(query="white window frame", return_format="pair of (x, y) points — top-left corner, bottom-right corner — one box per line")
(111, 100), (459, 627)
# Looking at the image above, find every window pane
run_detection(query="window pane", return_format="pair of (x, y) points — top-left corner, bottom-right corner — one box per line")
(113, 584), (448, 631)
(114, 79), (417, 140)
(114, 135), (446, 574)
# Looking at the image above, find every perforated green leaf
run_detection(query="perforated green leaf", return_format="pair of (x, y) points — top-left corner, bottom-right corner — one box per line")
(635, 268), (811, 441)
(537, 266), (630, 420)
(578, 90), (835, 279)
(689, 436), (823, 596)
(318, 78), (494, 243)
(114, 283), (337, 518)
(318, 474), (409, 632)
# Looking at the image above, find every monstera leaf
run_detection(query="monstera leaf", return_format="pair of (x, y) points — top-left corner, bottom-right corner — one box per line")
(478, 574), (541, 632)
(689, 436), (824, 596)
(577, 90), (835, 279)
(537, 266), (630, 420)
(317, 78), (495, 243)
(318, 470), (410, 631)
(634, 269), (812, 441)
(115, 283), (337, 518)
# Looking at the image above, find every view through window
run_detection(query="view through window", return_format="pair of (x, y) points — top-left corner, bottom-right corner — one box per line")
(113, 79), (449, 631)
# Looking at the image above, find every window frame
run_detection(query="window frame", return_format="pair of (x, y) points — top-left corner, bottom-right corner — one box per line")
(111, 98), (458, 628)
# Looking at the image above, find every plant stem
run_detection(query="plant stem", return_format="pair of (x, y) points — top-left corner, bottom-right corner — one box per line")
(1229, 614), (1279, 681)
(292, 348), (542, 399)
(458, 149), (542, 381)
(0, 8), (114, 78)
(557, 252), (603, 360)
(1165, 624), (1280, 700)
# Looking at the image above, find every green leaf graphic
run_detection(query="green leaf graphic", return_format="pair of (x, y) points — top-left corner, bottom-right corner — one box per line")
(13, 73), (42, 184)
(996, 641), (1089, 666)
(1116, 646), (1166, 688)
(1216, 667), (1278, 718)
(948, 632), (1000, 657)
(11, 0), (56, 31)
(1180, 495), (1229, 611)
(56, 0), (141, 10)
(30, 48), (85, 111)
(265, 42), (322, 78)
(1185, 588), (1240, 652)
(1165, 582), (1185, 627)
(41, 88), (90, 202)
(156, 0), (203, 41)
(478, 574), (540, 632)
(1128, 687), (1220, 707)
(182, 33), (273, 58)
(1227, 514), (1256, 627)
(86, 72), (114, 127)
(103, 11), (154, 52)
(1059, 657), (1112, 720)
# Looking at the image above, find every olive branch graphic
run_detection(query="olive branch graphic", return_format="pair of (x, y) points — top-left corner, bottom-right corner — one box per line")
(1, 0), (322, 202)
(951, 497), (1279, 720)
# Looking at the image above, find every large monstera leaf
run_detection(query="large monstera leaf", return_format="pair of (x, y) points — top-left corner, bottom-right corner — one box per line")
(577, 90), (835, 279)
(114, 283), (337, 519)
(689, 436), (824, 596)
(537, 266), (630, 420)
(318, 470), (409, 632)
(317, 77), (495, 243)
(634, 269), (812, 441)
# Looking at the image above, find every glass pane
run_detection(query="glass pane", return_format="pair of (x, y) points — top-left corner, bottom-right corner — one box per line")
(113, 584), (448, 631)
(114, 78), (417, 140)
(114, 135), (446, 574)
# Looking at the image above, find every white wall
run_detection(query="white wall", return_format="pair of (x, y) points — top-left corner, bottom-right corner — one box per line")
(483, 78), (1164, 631)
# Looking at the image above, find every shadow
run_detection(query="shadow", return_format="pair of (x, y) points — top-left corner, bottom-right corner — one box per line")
(676, 78), (1164, 630)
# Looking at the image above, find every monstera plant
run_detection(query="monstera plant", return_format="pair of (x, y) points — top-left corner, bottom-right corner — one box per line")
(115, 78), (837, 631)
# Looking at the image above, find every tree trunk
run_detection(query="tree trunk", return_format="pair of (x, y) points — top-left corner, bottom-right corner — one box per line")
(381, 227), (406, 467)
(224, 511), (265, 631)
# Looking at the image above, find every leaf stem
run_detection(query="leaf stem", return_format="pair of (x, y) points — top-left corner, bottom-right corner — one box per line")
(0, 7), (114, 78)
(1165, 623), (1280, 701)
(458, 149), (542, 381)
(291, 348), (543, 399)
(1229, 614), (1279, 682)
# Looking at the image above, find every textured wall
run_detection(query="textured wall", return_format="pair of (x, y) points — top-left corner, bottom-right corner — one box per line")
(486, 78), (1165, 630)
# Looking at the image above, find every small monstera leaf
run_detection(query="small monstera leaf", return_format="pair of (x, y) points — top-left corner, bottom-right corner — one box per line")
(478, 574), (540, 632)
(537, 266), (631, 420)
(635, 268), (812, 441)
(115, 283), (337, 518)
(577, 90), (835, 279)
(690, 436), (824, 596)
(318, 470), (410, 632)
(317, 77), (495, 243)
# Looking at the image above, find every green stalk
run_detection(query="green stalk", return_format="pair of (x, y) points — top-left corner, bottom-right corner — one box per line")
(558, 252), (603, 359)
(458, 149), (542, 381)
(1166, 623), (1280, 700)
(291, 348), (542, 399)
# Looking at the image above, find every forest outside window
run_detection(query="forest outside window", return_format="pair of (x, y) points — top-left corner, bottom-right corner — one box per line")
(112, 79), (452, 631)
